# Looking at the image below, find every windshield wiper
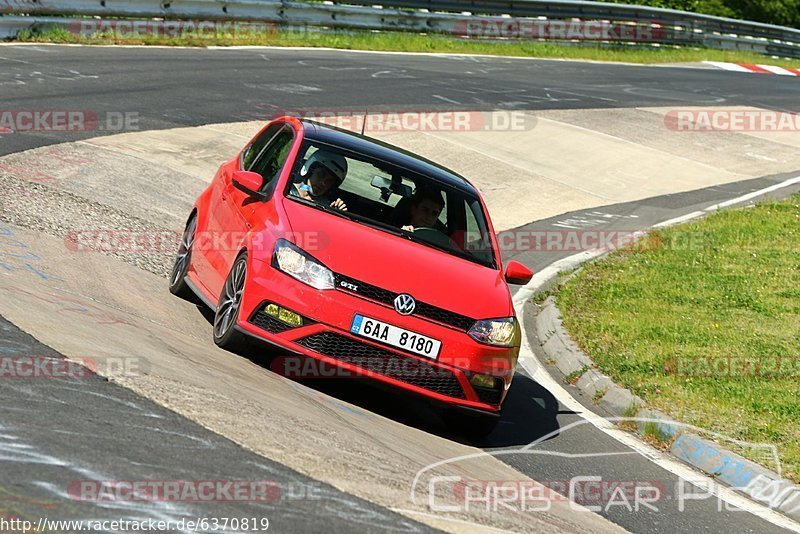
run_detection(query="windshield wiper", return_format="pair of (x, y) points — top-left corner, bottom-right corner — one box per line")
(359, 218), (411, 239)
(294, 197), (354, 221)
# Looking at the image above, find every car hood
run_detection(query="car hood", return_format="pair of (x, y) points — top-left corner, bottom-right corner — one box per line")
(282, 200), (512, 320)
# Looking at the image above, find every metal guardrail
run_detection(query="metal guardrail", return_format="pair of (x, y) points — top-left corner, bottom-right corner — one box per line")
(1, 0), (799, 58)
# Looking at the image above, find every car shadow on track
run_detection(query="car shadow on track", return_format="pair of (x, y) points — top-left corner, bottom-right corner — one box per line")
(281, 368), (563, 448)
(484, 372), (565, 448)
(194, 304), (563, 447)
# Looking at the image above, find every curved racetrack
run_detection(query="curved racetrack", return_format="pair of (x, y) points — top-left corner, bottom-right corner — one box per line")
(1, 44), (799, 533)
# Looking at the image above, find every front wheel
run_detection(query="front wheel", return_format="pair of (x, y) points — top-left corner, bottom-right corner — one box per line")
(213, 252), (248, 351)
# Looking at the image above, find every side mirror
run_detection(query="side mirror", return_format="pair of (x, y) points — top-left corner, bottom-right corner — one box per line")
(232, 170), (264, 197)
(504, 260), (533, 285)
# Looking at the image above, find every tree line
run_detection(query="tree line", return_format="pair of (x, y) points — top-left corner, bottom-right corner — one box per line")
(608, 0), (800, 29)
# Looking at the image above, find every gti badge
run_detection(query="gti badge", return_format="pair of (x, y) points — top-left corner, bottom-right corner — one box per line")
(339, 280), (358, 291)
(394, 293), (416, 315)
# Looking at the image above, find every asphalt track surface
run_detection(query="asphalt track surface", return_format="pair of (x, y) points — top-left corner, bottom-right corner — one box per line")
(0, 316), (432, 533)
(1, 44), (799, 157)
(1, 44), (799, 533)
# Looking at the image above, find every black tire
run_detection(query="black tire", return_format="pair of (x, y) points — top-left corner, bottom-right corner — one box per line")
(213, 252), (249, 351)
(169, 213), (199, 302)
(444, 409), (500, 440)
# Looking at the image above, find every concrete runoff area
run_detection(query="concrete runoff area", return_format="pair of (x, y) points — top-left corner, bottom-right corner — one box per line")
(1, 106), (799, 531)
(76, 107), (800, 230)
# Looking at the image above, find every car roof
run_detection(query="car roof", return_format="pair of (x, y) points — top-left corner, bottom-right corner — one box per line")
(300, 119), (479, 196)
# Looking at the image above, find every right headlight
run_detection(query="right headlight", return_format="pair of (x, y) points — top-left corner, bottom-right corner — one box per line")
(272, 239), (335, 290)
(468, 317), (519, 347)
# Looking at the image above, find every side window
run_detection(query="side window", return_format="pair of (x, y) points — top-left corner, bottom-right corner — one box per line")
(464, 199), (493, 262)
(465, 203), (478, 235)
(250, 127), (294, 192)
(241, 123), (281, 171)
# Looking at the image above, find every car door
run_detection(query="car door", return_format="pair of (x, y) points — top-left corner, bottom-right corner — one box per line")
(193, 123), (282, 293)
(205, 123), (295, 299)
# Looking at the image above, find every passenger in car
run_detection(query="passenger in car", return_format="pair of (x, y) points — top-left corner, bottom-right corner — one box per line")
(290, 150), (349, 211)
(399, 187), (445, 232)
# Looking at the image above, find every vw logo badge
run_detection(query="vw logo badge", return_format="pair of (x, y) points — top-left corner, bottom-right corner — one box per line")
(394, 293), (416, 315)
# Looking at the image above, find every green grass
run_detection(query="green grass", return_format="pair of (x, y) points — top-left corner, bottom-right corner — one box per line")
(641, 421), (675, 449)
(564, 365), (590, 384)
(593, 386), (609, 402)
(557, 194), (800, 481)
(13, 26), (800, 67)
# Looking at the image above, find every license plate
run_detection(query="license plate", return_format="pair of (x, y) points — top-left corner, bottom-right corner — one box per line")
(350, 314), (441, 359)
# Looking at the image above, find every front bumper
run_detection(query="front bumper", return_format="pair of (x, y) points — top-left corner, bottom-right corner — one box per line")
(236, 258), (518, 413)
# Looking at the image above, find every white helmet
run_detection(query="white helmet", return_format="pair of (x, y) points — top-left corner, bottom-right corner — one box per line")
(300, 150), (348, 183)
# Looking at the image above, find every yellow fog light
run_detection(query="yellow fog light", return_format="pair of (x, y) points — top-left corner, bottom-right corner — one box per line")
(265, 304), (303, 327)
(469, 373), (499, 389)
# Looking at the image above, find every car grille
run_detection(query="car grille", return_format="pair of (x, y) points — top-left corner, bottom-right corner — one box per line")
(334, 274), (475, 331)
(295, 332), (467, 399)
(249, 304), (312, 334)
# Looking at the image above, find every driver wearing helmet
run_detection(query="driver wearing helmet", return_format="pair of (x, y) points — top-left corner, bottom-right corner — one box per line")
(291, 149), (349, 211)
(401, 187), (444, 232)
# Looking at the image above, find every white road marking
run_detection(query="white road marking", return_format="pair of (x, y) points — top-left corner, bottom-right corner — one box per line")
(251, 83), (322, 94)
(623, 86), (727, 103)
(542, 87), (619, 103)
(552, 211), (640, 229)
(710, 176), (800, 209)
(513, 174), (800, 532)
(746, 153), (779, 162)
(371, 69), (415, 79)
(651, 210), (704, 228)
(432, 94), (461, 105)
(0, 422), (196, 531)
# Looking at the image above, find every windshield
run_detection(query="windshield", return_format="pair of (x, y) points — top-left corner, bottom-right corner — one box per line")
(284, 140), (496, 268)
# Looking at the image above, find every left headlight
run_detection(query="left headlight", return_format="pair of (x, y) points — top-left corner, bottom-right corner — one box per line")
(272, 239), (335, 290)
(468, 317), (519, 347)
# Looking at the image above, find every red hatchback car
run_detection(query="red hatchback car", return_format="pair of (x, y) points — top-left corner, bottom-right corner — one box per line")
(169, 116), (533, 436)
